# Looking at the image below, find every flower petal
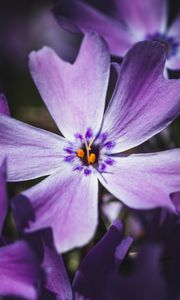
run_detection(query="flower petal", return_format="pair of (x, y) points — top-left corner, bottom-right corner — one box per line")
(23, 228), (73, 299)
(117, 245), (167, 300)
(113, 0), (167, 36)
(42, 244), (73, 299)
(98, 150), (180, 210)
(73, 219), (133, 299)
(0, 115), (66, 181)
(101, 41), (180, 152)
(29, 33), (110, 140)
(13, 168), (98, 253)
(0, 93), (10, 116)
(0, 160), (7, 234)
(0, 241), (40, 300)
(54, 0), (135, 56)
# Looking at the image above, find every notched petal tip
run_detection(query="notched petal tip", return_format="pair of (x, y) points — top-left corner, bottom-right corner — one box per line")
(29, 46), (54, 64)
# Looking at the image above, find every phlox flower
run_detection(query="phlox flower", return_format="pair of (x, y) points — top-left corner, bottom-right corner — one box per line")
(0, 34), (180, 252)
(54, 0), (180, 71)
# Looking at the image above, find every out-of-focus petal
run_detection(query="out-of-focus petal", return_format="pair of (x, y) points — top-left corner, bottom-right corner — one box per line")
(113, 0), (167, 36)
(13, 168), (98, 253)
(73, 219), (133, 299)
(0, 241), (40, 300)
(54, 0), (135, 56)
(167, 15), (180, 44)
(0, 160), (7, 234)
(102, 41), (180, 153)
(29, 33), (110, 140)
(166, 54), (180, 70)
(0, 93), (10, 116)
(42, 244), (73, 300)
(98, 150), (180, 210)
(145, 208), (180, 299)
(23, 228), (73, 300)
(0, 115), (66, 181)
(102, 194), (122, 223)
(118, 245), (168, 300)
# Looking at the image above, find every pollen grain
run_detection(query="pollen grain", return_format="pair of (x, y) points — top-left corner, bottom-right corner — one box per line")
(77, 148), (85, 158)
(88, 153), (96, 164)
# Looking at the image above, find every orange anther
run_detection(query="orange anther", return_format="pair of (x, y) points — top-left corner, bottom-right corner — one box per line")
(77, 148), (85, 158)
(88, 153), (96, 164)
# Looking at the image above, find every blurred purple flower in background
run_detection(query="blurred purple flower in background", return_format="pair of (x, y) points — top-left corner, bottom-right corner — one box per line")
(1, 34), (180, 253)
(36, 219), (178, 300)
(73, 219), (169, 300)
(54, 0), (180, 71)
(0, 2), (80, 69)
(74, 211), (180, 300)
(0, 160), (40, 300)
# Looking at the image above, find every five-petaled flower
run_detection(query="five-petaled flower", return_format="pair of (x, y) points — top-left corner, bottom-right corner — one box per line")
(54, 0), (180, 72)
(0, 33), (180, 252)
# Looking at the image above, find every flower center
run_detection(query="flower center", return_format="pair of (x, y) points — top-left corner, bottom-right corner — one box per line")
(77, 142), (99, 165)
(64, 128), (115, 175)
(146, 32), (179, 58)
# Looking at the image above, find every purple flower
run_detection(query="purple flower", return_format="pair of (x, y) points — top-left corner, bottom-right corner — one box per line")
(54, 0), (180, 71)
(0, 160), (40, 300)
(1, 34), (180, 252)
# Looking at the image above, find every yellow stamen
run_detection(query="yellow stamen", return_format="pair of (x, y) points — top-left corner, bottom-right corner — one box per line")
(77, 148), (85, 158)
(88, 153), (96, 164)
